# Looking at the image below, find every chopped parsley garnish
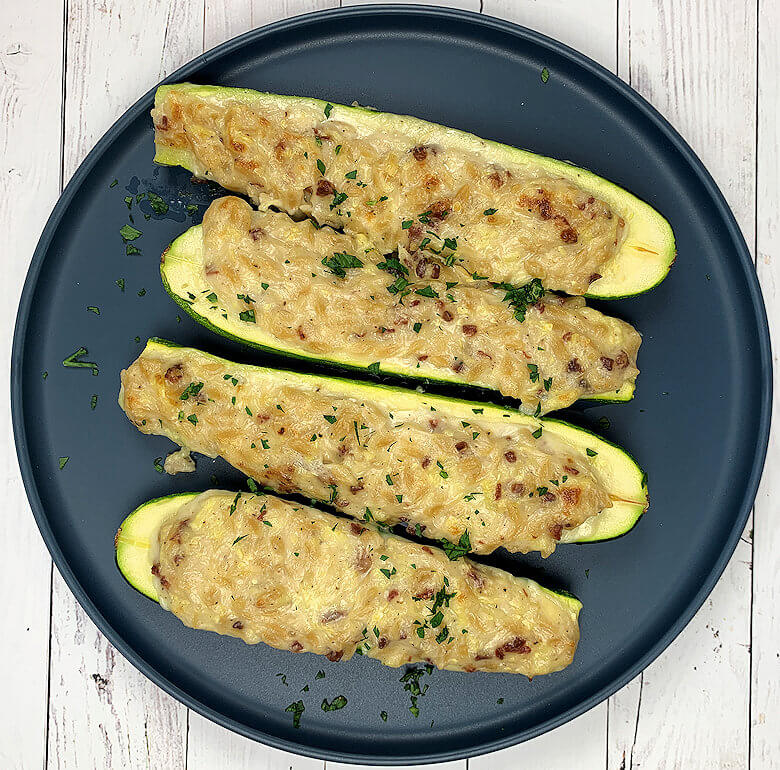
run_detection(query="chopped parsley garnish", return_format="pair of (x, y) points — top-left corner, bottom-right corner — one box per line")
(232, 534), (248, 546)
(186, 204), (198, 216)
(228, 492), (241, 516)
(415, 286), (438, 299)
(316, 159), (326, 175)
(439, 530), (471, 560)
(543, 376), (553, 391)
(90, 394), (98, 410)
(492, 278), (544, 322)
(323, 414), (337, 424)
(380, 567), (397, 579)
(137, 288), (146, 297)
(146, 192), (168, 215)
(324, 103), (333, 118)
(597, 416), (611, 431)
(527, 363), (540, 383)
(401, 219), (413, 229)
(179, 381), (203, 400)
(238, 308), (256, 323)
(109, 179), (118, 188)
(380, 711), (388, 722)
(345, 170), (357, 179)
(285, 700), (305, 728)
(367, 362), (381, 375)
(531, 427), (543, 439)
(413, 322), (422, 333)
(115, 278), (125, 291)
(206, 292), (218, 303)
(321, 695), (347, 712)
(641, 470), (648, 489)
(586, 448), (598, 457)
(541, 67), (550, 83)
(119, 224), (142, 241)
(86, 306), (100, 315)
(63, 347), (98, 376)
(153, 457), (164, 473)
(322, 252), (363, 277)
(483, 208), (498, 215)
(186, 413), (198, 425)
(316, 670), (325, 680)
(246, 477), (258, 493)
(58, 456), (69, 470)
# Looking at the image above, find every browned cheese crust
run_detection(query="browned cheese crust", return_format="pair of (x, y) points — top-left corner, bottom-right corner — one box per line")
(192, 197), (640, 412)
(153, 90), (627, 294)
(121, 344), (613, 557)
(153, 491), (580, 674)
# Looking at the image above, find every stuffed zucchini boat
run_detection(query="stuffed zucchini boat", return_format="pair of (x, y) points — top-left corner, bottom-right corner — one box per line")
(119, 340), (648, 557)
(115, 489), (581, 675)
(152, 83), (674, 297)
(163, 197), (641, 414)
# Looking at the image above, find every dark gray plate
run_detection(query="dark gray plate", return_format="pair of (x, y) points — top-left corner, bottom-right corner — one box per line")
(11, 5), (771, 765)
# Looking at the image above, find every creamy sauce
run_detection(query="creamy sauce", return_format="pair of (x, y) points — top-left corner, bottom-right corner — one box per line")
(153, 88), (626, 294)
(153, 490), (580, 674)
(121, 344), (613, 557)
(191, 197), (640, 413)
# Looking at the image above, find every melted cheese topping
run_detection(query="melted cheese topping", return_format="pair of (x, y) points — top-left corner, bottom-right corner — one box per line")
(153, 491), (580, 675)
(153, 89), (627, 294)
(189, 197), (640, 413)
(121, 344), (612, 557)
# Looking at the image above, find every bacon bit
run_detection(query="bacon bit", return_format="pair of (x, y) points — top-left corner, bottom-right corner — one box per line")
(173, 553), (184, 566)
(431, 264), (440, 279)
(231, 139), (246, 153)
(423, 174), (440, 190)
(538, 198), (553, 220)
(388, 589), (399, 601)
(411, 145), (428, 161)
(256, 414), (271, 423)
(452, 360), (465, 373)
(476, 350), (493, 360)
(415, 258), (428, 278)
(421, 456), (431, 469)
(561, 487), (581, 506)
(567, 358), (583, 373)
(325, 650), (343, 662)
(316, 179), (335, 196)
(600, 356), (614, 371)
(302, 186), (313, 203)
(488, 171), (504, 188)
(564, 465), (580, 476)
(494, 483), (502, 500)
(313, 127), (330, 141)
(618, 216), (625, 228)
(455, 441), (468, 453)
(278, 427), (286, 435)
(422, 546), (434, 555)
(542, 492), (557, 502)
(151, 563), (160, 576)
(418, 354), (429, 361)
(249, 227), (265, 240)
(414, 588), (435, 600)
(504, 450), (517, 463)
(549, 523), (563, 541)
(464, 666), (476, 672)
(495, 637), (531, 659)
(354, 547), (372, 574)
(589, 272), (602, 284)
(350, 521), (365, 536)
(399, 630), (407, 640)
(466, 569), (486, 591)
(159, 576), (170, 589)
(349, 482), (364, 495)
(232, 620), (244, 629)
(428, 419), (439, 430)
(429, 199), (451, 221)
(165, 364), (183, 383)
(297, 326), (306, 340)
(510, 482), (525, 495)
(560, 227), (578, 243)
(462, 324), (477, 336)
(205, 265), (220, 276)
(156, 115), (169, 130)
(562, 331), (573, 342)
(475, 653), (492, 661)
(378, 637), (388, 649)
(410, 299), (420, 307)
(615, 351), (630, 368)
(442, 310), (454, 322)
(321, 609), (345, 623)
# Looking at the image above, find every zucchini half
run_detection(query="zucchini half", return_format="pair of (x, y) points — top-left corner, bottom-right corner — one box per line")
(153, 83), (675, 298)
(121, 339), (648, 548)
(160, 223), (635, 410)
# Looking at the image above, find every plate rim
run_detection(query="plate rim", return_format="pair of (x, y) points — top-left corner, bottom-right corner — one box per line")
(11, 4), (773, 764)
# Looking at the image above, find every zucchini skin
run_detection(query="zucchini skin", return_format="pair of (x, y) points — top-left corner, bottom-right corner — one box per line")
(120, 339), (648, 549)
(152, 83), (675, 298)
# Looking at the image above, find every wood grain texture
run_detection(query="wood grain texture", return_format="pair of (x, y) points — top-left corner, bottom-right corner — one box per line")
(47, 1), (203, 767)
(0, 1), (63, 767)
(340, 0), (480, 10)
(751, 0), (779, 767)
(608, 1), (757, 768)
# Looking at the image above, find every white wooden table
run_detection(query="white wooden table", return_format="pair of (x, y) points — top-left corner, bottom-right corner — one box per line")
(2, 1), (777, 767)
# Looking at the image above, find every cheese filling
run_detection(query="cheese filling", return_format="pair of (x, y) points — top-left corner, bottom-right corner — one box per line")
(152, 490), (580, 675)
(180, 197), (640, 413)
(153, 88), (627, 294)
(121, 344), (613, 557)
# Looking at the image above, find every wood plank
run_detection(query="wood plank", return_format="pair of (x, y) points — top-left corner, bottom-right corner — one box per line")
(0, 0), (63, 767)
(47, 1), (203, 767)
(750, 0), (779, 766)
(608, 1), (756, 767)
(340, 0), (481, 11)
